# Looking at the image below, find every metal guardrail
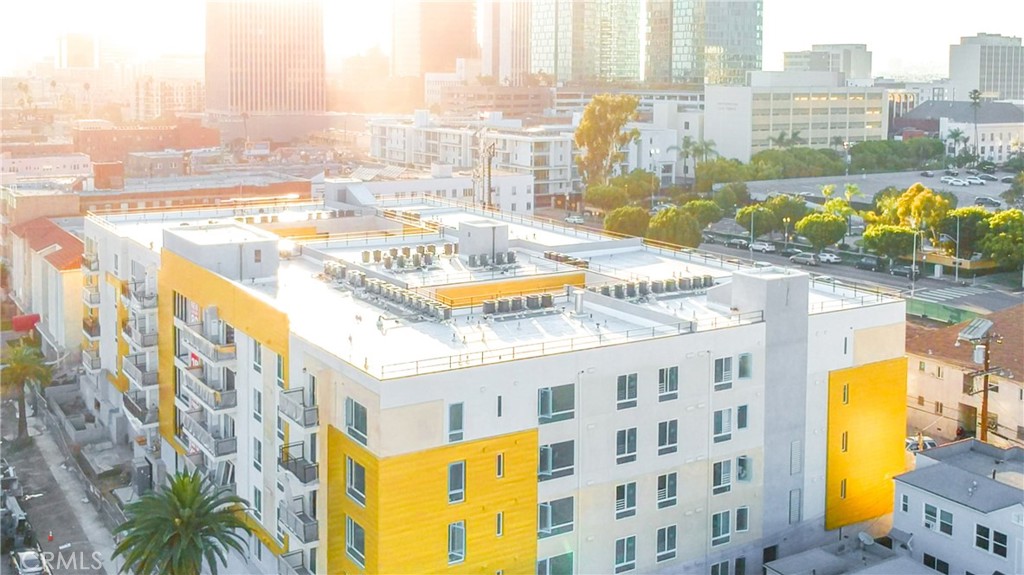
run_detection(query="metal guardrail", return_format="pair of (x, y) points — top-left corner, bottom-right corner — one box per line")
(123, 354), (157, 387)
(82, 252), (99, 272)
(278, 388), (318, 427)
(82, 286), (101, 305)
(123, 323), (158, 348)
(279, 502), (318, 544)
(82, 320), (101, 338)
(128, 288), (157, 311)
(122, 391), (158, 425)
(176, 356), (237, 410)
(177, 320), (237, 362)
(181, 411), (237, 456)
(279, 443), (318, 484)
(82, 348), (100, 371)
(279, 551), (313, 575)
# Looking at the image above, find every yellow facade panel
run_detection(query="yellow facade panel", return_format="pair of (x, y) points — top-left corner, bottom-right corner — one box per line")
(825, 356), (908, 530)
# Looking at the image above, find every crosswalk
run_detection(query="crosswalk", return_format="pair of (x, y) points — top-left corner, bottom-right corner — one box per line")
(911, 286), (988, 303)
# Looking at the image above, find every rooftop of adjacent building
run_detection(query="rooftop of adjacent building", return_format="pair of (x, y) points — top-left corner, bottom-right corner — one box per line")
(765, 539), (932, 575)
(897, 439), (1024, 512)
(900, 100), (1024, 124)
(89, 170), (307, 195)
(9, 216), (83, 270)
(906, 304), (1023, 379)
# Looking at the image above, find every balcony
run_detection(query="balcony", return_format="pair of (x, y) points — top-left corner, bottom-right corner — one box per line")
(122, 390), (158, 427)
(176, 319), (237, 364)
(82, 319), (101, 341)
(278, 388), (318, 428)
(279, 442), (318, 485)
(82, 252), (98, 273)
(279, 502), (318, 544)
(82, 285), (100, 307)
(176, 356), (237, 411)
(279, 551), (313, 575)
(123, 323), (157, 349)
(180, 409), (237, 457)
(82, 348), (100, 372)
(128, 285), (157, 312)
(123, 354), (157, 388)
(185, 453), (237, 496)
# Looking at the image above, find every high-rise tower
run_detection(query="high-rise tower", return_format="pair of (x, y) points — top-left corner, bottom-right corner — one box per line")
(481, 0), (532, 86)
(392, 0), (478, 78)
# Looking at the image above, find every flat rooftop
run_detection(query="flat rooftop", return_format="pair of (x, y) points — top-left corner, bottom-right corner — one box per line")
(766, 541), (932, 575)
(897, 439), (1024, 513)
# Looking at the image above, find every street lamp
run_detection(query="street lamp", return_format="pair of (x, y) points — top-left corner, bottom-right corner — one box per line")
(956, 319), (1005, 442)
(649, 147), (661, 211)
(843, 141), (850, 177)
(783, 217), (791, 249)
(909, 217), (919, 298)
(954, 214), (961, 284)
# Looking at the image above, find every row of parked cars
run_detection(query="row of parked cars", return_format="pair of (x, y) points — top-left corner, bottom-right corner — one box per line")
(717, 238), (926, 278)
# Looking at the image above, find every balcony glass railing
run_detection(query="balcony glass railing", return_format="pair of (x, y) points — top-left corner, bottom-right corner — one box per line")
(279, 442), (318, 484)
(82, 285), (100, 305)
(128, 288), (157, 311)
(176, 357), (237, 410)
(82, 348), (100, 371)
(82, 320), (101, 339)
(123, 323), (158, 348)
(82, 252), (99, 272)
(278, 388), (318, 428)
(181, 410), (237, 457)
(177, 320), (237, 362)
(122, 390), (158, 426)
(123, 354), (157, 387)
(279, 551), (313, 575)
(279, 502), (318, 544)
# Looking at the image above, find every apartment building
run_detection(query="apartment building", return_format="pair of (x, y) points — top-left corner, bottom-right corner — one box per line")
(906, 306), (1023, 447)
(949, 33), (1024, 101)
(1, 153), (92, 179)
(79, 196), (907, 575)
(893, 440), (1024, 574)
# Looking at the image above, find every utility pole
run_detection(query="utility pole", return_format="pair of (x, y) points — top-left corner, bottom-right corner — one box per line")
(957, 318), (1004, 443)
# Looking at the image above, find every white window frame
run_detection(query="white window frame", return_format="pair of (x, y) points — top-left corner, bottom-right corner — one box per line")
(714, 408), (733, 443)
(253, 388), (262, 422)
(345, 397), (368, 445)
(924, 503), (953, 536)
(737, 404), (748, 429)
(656, 525), (677, 562)
(496, 453), (504, 478)
(537, 553), (572, 575)
(615, 482), (637, 519)
(714, 357), (733, 390)
(252, 340), (262, 373)
(447, 521), (465, 564)
(738, 352), (752, 379)
(658, 419), (678, 455)
(616, 428), (637, 464)
(713, 460), (732, 495)
(253, 438), (262, 472)
(448, 402), (464, 442)
(538, 496), (574, 538)
(658, 366), (678, 401)
(614, 535), (636, 573)
(538, 384), (575, 423)
(448, 461), (465, 504)
(657, 472), (677, 508)
(346, 516), (365, 567)
(737, 455), (752, 482)
(616, 373), (638, 409)
(538, 441), (574, 480)
(346, 457), (366, 506)
(276, 354), (284, 388)
(252, 486), (262, 521)
(712, 510), (731, 546)
(900, 493), (909, 513)
(711, 560), (730, 575)
(495, 511), (503, 537)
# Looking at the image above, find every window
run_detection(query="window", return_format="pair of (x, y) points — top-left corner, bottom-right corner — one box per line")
(934, 401), (943, 415)
(253, 340), (262, 373)
(737, 405), (748, 429)
(448, 461), (465, 503)
(538, 497), (574, 537)
(614, 536), (636, 573)
(346, 516), (365, 567)
(900, 493), (909, 513)
(538, 441), (574, 480)
(714, 409), (733, 443)
(737, 455), (752, 482)
(712, 510), (731, 546)
(711, 561), (729, 575)
(923, 553), (949, 574)
(936, 366), (944, 379)
(713, 460), (732, 494)
(738, 353), (752, 379)
(658, 420), (678, 455)
(252, 487), (262, 520)
(277, 415), (285, 441)
(924, 504), (953, 535)
(346, 457), (365, 505)
(736, 506), (749, 532)
(841, 431), (848, 452)
(538, 384), (574, 423)
(657, 473), (677, 508)
(345, 398), (368, 445)
(840, 479), (847, 499)
(253, 388), (262, 422)
(254, 249), (262, 263)
(842, 383), (849, 404)
(974, 524), (1008, 557)
(615, 482), (637, 519)
(714, 357), (733, 390)
(253, 438), (262, 472)
(496, 453), (504, 478)
(536, 552), (573, 575)
(735, 557), (746, 575)
(448, 521), (465, 564)
(617, 373), (638, 409)
(276, 355), (284, 388)
(616, 428), (637, 464)
(496, 395), (502, 417)
(656, 525), (677, 562)
(658, 367), (678, 401)
(496, 512), (503, 537)
(448, 403), (464, 442)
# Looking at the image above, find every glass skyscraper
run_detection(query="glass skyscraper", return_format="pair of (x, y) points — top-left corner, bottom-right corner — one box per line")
(531, 0), (641, 84)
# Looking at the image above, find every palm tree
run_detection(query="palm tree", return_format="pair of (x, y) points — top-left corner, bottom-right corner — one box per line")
(693, 139), (717, 164)
(968, 89), (982, 164)
(667, 135), (696, 185)
(0, 343), (50, 441)
(113, 471), (252, 575)
(770, 131), (788, 149)
(830, 136), (846, 151)
(789, 130), (805, 147)
(946, 128), (964, 159)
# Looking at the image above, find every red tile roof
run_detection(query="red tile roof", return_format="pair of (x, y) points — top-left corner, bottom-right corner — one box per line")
(9, 217), (84, 271)
(906, 304), (1023, 378)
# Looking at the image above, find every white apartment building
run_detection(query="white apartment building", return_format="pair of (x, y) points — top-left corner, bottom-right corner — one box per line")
(705, 71), (889, 162)
(77, 197), (907, 575)
(893, 440), (1024, 575)
(1, 153), (92, 179)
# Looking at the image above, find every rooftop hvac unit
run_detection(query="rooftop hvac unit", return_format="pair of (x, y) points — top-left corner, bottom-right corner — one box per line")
(389, 247), (399, 257)
(626, 282), (637, 298)
(373, 249), (382, 263)
(479, 254), (490, 267)
(132, 457), (153, 496)
(540, 293), (555, 308)
(482, 300), (497, 315)
(401, 246), (411, 257)
(495, 252), (507, 265)
(573, 291), (584, 314)
(412, 253), (422, 268)
(423, 253), (434, 266)
(441, 306), (453, 321)
(526, 294), (541, 309)
(427, 244), (437, 255)
(613, 284), (625, 299)
(416, 245), (426, 255)
(396, 255), (406, 269)
(444, 243), (454, 256)
(497, 298), (511, 314)
(651, 280), (664, 293)
(511, 296), (524, 311)
(703, 275), (714, 287)
(664, 278), (677, 292)
(383, 255), (393, 270)
(692, 276), (703, 288)
(507, 251), (517, 264)
(468, 254), (479, 267)
(361, 250), (371, 264)
(638, 281), (649, 296)
(679, 277), (692, 291)
(600, 285), (611, 296)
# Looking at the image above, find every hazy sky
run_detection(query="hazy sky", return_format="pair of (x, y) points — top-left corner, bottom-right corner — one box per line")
(2, 0), (1022, 79)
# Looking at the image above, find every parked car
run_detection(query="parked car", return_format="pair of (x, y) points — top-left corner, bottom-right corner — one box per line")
(725, 238), (749, 249)
(979, 173), (998, 181)
(944, 168), (959, 176)
(780, 247), (803, 257)
(749, 241), (776, 253)
(919, 170), (934, 177)
(940, 175), (956, 184)
(817, 252), (842, 264)
(10, 549), (50, 575)
(564, 215), (585, 225)
(789, 253), (819, 266)
(855, 255), (883, 271)
(890, 264), (920, 279)
(948, 178), (970, 187)
(905, 436), (937, 452)
(1000, 175), (1016, 184)
(975, 196), (1002, 208)
(701, 232), (716, 244)
(965, 168), (979, 175)
(965, 176), (985, 185)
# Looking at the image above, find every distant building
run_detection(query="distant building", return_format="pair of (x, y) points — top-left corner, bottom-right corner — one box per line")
(893, 440), (1024, 575)
(424, 59), (482, 108)
(55, 33), (97, 69)
(130, 77), (205, 122)
(784, 44), (872, 83)
(440, 85), (553, 117)
(392, 0), (478, 79)
(949, 33), (1024, 101)
(646, 0), (763, 87)
(71, 119), (219, 163)
(531, 0), (642, 83)
(1, 153), (92, 179)
(480, 0), (531, 86)
(893, 100), (1024, 161)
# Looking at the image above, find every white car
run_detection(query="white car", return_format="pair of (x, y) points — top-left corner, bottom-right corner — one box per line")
(940, 175), (956, 184)
(817, 252), (842, 264)
(749, 241), (776, 253)
(564, 215), (585, 225)
(965, 176), (985, 185)
(905, 436), (937, 452)
(948, 178), (970, 187)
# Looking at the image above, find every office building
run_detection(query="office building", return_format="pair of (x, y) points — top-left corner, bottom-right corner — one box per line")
(392, 0), (478, 78)
(481, 0), (532, 86)
(893, 440), (1023, 575)
(785, 44), (872, 83)
(895, 100), (1024, 163)
(56, 33), (97, 69)
(424, 59), (482, 108)
(646, 0), (763, 87)
(530, 0), (642, 83)
(949, 33), (1024, 101)
(205, 0), (325, 114)
(440, 85), (554, 118)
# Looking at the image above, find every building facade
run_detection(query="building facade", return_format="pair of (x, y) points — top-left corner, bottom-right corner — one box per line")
(784, 45), (872, 83)
(480, 0), (532, 86)
(530, 0), (642, 83)
(949, 33), (1024, 101)
(392, 0), (478, 78)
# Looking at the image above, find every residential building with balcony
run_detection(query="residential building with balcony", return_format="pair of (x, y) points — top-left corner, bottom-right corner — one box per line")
(893, 440), (1023, 575)
(96, 194), (911, 574)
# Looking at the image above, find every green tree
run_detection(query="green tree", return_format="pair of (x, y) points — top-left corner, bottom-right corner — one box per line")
(765, 194), (809, 226)
(574, 94), (640, 186)
(736, 204), (778, 239)
(796, 213), (847, 252)
(720, 181), (750, 206)
(895, 183), (951, 244)
(113, 471), (253, 575)
(681, 199), (724, 228)
(862, 225), (918, 264)
(585, 184), (629, 213)
(1000, 173), (1024, 208)
(978, 209), (1024, 269)
(0, 343), (50, 441)
(670, 136), (696, 184)
(694, 158), (747, 194)
(610, 169), (659, 203)
(604, 206), (650, 237)
(946, 128), (964, 159)
(940, 207), (992, 258)
(646, 208), (702, 248)
(692, 139), (718, 164)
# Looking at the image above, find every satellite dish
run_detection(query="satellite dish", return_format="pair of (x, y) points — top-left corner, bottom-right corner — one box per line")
(858, 532), (875, 547)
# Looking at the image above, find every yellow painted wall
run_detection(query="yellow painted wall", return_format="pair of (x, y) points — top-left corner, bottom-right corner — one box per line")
(106, 273), (129, 393)
(327, 425), (538, 574)
(433, 272), (585, 308)
(825, 356), (908, 530)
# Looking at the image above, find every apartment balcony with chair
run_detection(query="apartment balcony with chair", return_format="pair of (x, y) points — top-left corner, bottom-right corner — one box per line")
(175, 356), (237, 411)
(122, 390), (158, 428)
(123, 322), (157, 349)
(180, 408), (237, 457)
(82, 347), (100, 372)
(279, 501), (318, 544)
(278, 551), (313, 575)
(279, 442), (318, 485)
(176, 318), (237, 364)
(278, 388), (318, 428)
(82, 285), (100, 307)
(123, 353), (157, 388)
